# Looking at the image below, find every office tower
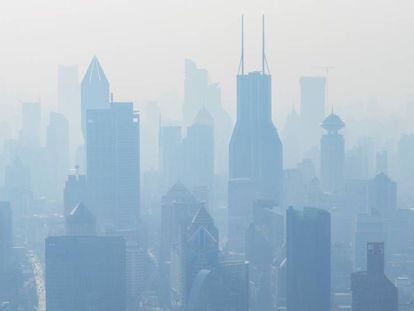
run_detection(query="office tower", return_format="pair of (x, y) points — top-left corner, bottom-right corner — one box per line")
(19, 102), (41, 148)
(182, 107), (214, 195)
(63, 173), (87, 216)
(320, 112), (345, 192)
(81, 56), (109, 139)
(159, 125), (182, 192)
(87, 102), (140, 230)
(0, 202), (12, 274)
(246, 200), (283, 311)
(354, 213), (386, 271)
(183, 59), (232, 175)
(287, 207), (331, 311)
(183, 206), (219, 302)
(367, 173), (396, 217)
(65, 203), (96, 236)
(58, 65), (81, 156)
(46, 112), (69, 200)
(160, 181), (201, 262)
(300, 76), (326, 150)
(186, 261), (249, 311)
(45, 236), (126, 311)
(351, 242), (398, 311)
(228, 17), (283, 252)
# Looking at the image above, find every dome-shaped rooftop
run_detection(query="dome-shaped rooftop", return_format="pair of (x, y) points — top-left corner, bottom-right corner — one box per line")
(321, 113), (345, 132)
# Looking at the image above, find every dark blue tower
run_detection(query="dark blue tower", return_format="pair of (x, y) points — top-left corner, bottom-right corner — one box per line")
(228, 16), (283, 252)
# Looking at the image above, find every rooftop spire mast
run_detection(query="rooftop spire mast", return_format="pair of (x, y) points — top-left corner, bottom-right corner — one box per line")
(262, 15), (270, 75)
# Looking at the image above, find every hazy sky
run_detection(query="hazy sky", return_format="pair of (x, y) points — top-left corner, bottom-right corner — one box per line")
(0, 0), (413, 124)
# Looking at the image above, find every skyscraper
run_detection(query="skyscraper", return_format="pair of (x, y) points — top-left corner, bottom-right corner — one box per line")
(351, 242), (398, 311)
(45, 236), (126, 311)
(81, 56), (109, 139)
(186, 261), (249, 311)
(228, 16), (283, 251)
(65, 203), (96, 236)
(367, 173), (397, 217)
(287, 207), (331, 311)
(320, 112), (345, 192)
(183, 59), (232, 175)
(63, 173), (87, 216)
(300, 76), (326, 150)
(86, 102), (140, 230)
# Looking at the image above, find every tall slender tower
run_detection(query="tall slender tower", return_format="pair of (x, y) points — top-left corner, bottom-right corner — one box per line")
(320, 112), (345, 192)
(81, 56), (109, 139)
(228, 16), (283, 252)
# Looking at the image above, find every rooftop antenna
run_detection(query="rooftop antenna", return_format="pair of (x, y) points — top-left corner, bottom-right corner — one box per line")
(262, 15), (270, 75)
(110, 92), (114, 104)
(238, 15), (245, 75)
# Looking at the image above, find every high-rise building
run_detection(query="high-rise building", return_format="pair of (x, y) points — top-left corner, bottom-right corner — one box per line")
(182, 107), (214, 195)
(86, 102), (140, 230)
(287, 207), (331, 311)
(354, 213), (386, 271)
(367, 173), (397, 217)
(58, 65), (81, 157)
(45, 236), (126, 311)
(228, 17), (283, 252)
(159, 125), (182, 192)
(65, 203), (96, 236)
(63, 174), (87, 216)
(46, 112), (69, 200)
(183, 206), (219, 302)
(351, 242), (398, 311)
(300, 76), (326, 150)
(183, 59), (232, 175)
(186, 261), (249, 311)
(81, 56), (109, 139)
(320, 112), (345, 192)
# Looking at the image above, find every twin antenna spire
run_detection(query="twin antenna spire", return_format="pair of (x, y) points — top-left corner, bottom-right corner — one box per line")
(238, 15), (270, 76)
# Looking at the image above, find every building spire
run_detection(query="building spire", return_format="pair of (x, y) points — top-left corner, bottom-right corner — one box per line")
(238, 15), (245, 76)
(262, 15), (270, 75)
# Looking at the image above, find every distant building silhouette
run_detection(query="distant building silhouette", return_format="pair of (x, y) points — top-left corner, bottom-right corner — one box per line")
(351, 242), (398, 311)
(228, 17), (283, 252)
(183, 59), (232, 175)
(45, 236), (126, 311)
(367, 173), (397, 217)
(186, 261), (249, 311)
(63, 173), (87, 216)
(65, 203), (96, 236)
(246, 200), (283, 311)
(287, 207), (331, 311)
(86, 102), (140, 230)
(81, 56), (109, 139)
(320, 112), (345, 192)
